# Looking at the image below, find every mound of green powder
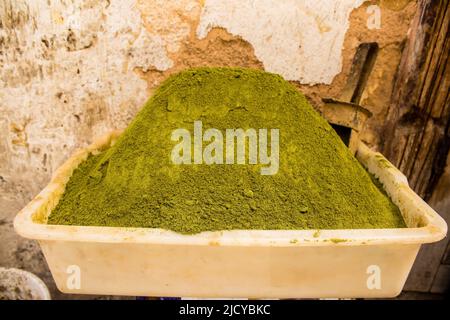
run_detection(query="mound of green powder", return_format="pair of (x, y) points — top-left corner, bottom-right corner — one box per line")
(48, 67), (405, 233)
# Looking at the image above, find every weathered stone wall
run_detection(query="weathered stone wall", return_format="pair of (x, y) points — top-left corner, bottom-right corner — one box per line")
(0, 0), (416, 204)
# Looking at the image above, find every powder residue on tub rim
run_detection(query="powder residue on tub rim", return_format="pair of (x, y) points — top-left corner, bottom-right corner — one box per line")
(48, 67), (406, 234)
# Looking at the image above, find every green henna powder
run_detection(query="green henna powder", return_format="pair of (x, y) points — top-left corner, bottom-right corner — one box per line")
(48, 67), (406, 233)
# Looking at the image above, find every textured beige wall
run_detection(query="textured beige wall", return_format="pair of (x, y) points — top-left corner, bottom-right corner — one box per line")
(0, 0), (415, 203)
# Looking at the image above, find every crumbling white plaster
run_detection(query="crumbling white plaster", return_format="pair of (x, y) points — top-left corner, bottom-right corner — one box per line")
(135, 0), (200, 53)
(197, 0), (366, 84)
(0, 0), (172, 198)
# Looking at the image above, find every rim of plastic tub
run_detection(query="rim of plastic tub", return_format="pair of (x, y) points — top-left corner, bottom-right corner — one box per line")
(13, 131), (447, 247)
(0, 267), (51, 300)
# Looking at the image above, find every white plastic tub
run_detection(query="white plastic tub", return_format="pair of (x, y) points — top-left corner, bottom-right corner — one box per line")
(14, 131), (447, 298)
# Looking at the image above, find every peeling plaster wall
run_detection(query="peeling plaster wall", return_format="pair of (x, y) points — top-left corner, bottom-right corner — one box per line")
(0, 0), (150, 199)
(197, 0), (365, 84)
(0, 0), (416, 203)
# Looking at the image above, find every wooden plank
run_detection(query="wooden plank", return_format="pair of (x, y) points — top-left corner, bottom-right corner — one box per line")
(381, 0), (450, 292)
(430, 265), (450, 294)
(442, 240), (450, 265)
(340, 43), (379, 104)
(404, 150), (450, 292)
